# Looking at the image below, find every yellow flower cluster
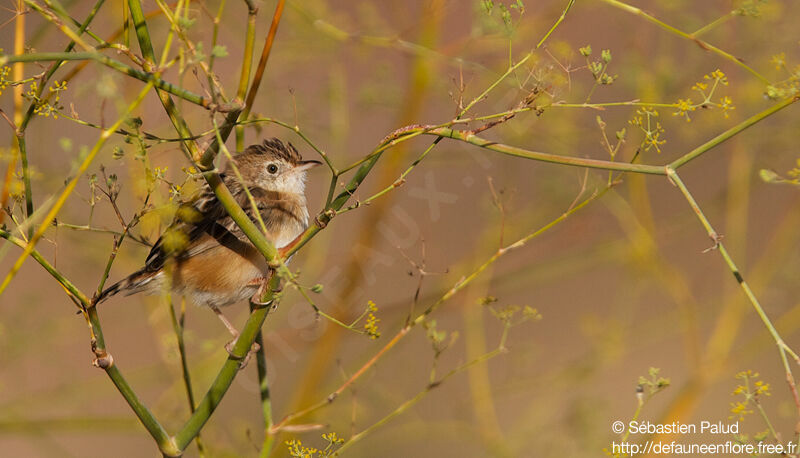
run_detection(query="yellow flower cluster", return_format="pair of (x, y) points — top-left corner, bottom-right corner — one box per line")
(285, 439), (319, 458)
(629, 108), (666, 153)
(673, 69), (734, 122)
(26, 80), (68, 119)
(0, 66), (10, 95)
(285, 432), (344, 458)
(364, 300), (380, 339)
(729, 370), (771, 422)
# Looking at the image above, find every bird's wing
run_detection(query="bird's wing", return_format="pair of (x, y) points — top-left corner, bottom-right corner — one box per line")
(142, 175), (302, 272)
(143, 174), (245, 271)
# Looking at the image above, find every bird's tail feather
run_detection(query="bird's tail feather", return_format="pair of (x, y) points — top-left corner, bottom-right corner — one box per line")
(95, 269), (159, 304)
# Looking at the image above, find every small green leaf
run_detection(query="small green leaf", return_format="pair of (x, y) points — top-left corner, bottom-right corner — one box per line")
(499, 5), (512, 30)
(596, 115), (606, 128)
(59, 137), (72, 152)
(211, 45), (228, 58)
(759, 169), (781, 183)
(177, 16), (196, 30)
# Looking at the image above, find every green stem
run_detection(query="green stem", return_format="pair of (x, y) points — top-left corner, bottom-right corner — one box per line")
(460, 53), (531, 117)
(0, 81), (155, 296)
(337, 348), (504, 454)
(0, 228), (179, 456)
(235, 0), (257, 151)
(665, 167), (800, 383)
(0, 228), (89, 306)
(168, 297), (198, 413)
(597, 0), (770, 85)
(167, 296), (207, 455)
(95, 224), (131, 295)
(174, 277), (279, 450)
(254, 325), (274, 457)
(339, 139), (440, 214)
(87, 307), (181, 456)
(536, 0), (575, 49)
(425, 127), (666, 174)
(754, 399), (780, 443)
(669, 95), (799, 169)
(241, 0), (286, 119)
(691, 11), (734, 37)
(16, 136), (34, 238)
(14, 0), (107, 238)
(1, 52), (228, 111)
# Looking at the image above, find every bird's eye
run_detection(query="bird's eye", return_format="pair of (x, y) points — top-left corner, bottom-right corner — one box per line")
(267, 164), (279, 174)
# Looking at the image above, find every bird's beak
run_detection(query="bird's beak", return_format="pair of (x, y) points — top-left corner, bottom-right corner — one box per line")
(297, 159), (323, 171)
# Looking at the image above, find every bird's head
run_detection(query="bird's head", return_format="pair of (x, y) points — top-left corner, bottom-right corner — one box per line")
(232, 138), (321, 195)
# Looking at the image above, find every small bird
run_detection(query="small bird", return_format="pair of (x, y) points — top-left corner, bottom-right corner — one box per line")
(96, 138), (320, 349)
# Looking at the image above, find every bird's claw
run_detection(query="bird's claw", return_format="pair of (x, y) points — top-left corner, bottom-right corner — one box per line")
(250, 294), (275, 307)
(225, 338), (261, 369)
(249, 273), (280, 308)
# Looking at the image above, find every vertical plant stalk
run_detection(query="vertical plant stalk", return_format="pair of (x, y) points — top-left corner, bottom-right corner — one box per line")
(11, 0), (109, 232)
(123, 2), (294, 453)
(126, 0), (203, 163)
(13, 0), (33, 235)
(234, 0), (257, 151)
(87, 305), (182, 456)
(254, 319), (274, 458)
(167, 296), (208, 456)
(665, 167), (800, 413)
(174, 276), (280, 450)
(241, 0), (285, 119)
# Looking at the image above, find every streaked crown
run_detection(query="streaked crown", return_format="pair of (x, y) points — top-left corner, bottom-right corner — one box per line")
(241, 138), (303, 164)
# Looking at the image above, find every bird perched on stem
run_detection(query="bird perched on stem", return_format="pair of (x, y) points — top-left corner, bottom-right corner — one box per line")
(96, 138), (320, 355)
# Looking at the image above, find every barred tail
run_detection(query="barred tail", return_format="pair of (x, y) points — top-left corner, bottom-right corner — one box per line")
(95, 269), (160, 304)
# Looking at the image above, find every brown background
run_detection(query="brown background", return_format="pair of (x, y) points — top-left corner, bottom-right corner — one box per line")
(1, 0), (800, 456)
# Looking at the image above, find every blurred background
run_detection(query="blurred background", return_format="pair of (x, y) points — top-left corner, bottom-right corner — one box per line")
(1, 0), (800, 456)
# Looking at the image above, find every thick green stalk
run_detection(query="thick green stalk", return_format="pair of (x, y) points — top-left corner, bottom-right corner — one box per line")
(167, 297), (207, 456)
(235, 4), (258, 150)
(87, 307), (181, 456)
(174, 277), (279, 449)
(16, 136), (34, 238)
(242, 0), (286, 118)
(0, 229), (179, 456)
(124, 2), (288, 453)
(425, 127), (667, 174)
